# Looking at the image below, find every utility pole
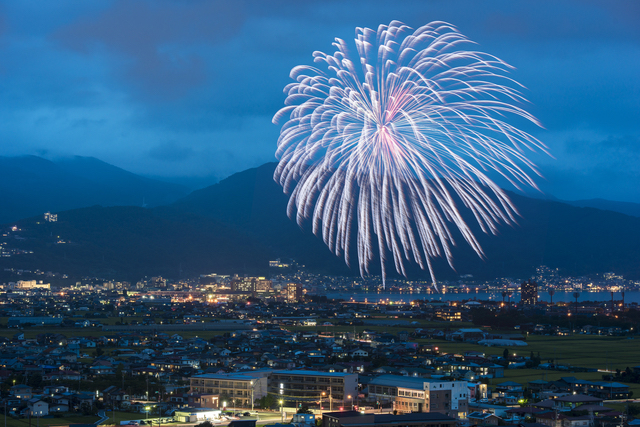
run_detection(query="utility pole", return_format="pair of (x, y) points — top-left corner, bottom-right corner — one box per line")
(330, 386), (332, 411)
(250, 381), (254, 412)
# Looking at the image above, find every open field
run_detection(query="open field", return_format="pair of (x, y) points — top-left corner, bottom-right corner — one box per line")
(418, 334), (640, 398)
(423, 335), (640, 371)
(1, 415), (99, 427)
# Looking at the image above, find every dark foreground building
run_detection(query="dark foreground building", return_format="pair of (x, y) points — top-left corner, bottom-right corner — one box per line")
(322, 411), (456, 427)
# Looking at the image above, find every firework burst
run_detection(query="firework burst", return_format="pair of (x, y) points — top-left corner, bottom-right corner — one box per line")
(273, 21), (547, 288)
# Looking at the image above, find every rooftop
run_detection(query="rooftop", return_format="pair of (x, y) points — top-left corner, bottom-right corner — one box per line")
(273, 370), (355, 377)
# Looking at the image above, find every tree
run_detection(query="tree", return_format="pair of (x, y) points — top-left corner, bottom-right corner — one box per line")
(257, 394), (277, 410)
(80, 401), (94, 416)
(27, 374), (43, 388)
(297, 404), (313, 414)
(219, 392), (231, 407)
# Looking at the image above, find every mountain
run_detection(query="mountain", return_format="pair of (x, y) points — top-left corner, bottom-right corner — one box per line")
(2, 162), (640, 282)
(170, 162), (640, 280)
(511, 191), (640, 218)
(561, 198), (640, 218)
(0, 155), (190, 223)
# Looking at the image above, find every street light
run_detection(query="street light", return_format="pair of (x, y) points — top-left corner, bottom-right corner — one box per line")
(348, 395), (353, 410)
(279, 400), (284, 422)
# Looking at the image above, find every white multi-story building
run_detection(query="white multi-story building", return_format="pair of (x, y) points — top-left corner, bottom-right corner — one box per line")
(368, 375), (468, 419)
(189, 371), (269, 408)
(10, 280), (50, 290)
(269, 370), (358, 409)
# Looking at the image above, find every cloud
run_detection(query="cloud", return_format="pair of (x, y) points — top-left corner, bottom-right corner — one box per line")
(52, 0), (247, 100)
(565, 134), (640, 161)
(148, 141), (195, 162)
(532, 132), (640, 202)
(0, 0), (638, 204)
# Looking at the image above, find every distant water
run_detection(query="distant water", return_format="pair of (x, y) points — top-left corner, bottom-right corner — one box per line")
(325, 290), (640, 304)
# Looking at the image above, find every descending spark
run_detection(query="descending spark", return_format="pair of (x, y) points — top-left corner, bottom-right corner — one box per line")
(272, 21), (547, 290)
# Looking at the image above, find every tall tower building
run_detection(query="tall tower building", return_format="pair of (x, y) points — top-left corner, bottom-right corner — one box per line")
(286, 283), (303, 302)
(521, 280), (538, 306)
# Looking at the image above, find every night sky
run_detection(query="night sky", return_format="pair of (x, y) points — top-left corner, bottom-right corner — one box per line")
(1, 1), (639, 202)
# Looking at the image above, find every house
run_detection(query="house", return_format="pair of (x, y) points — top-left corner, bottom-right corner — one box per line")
(28, 399), (49, 416)
(102, 386), (131, 407)
(43, 385), (69, 395)
(60, 351), (78, 363)
(468, 412), (502, 425)
(75, 319), (92, 328)
(495, 381), (524, 395)
(80, 338), (97, 348)
(397, 331), (410, 341)
(187, 393), (219, 408)
(10, 384), (32, 400)
(49, 404), (69, 413)
(448, 329), (485, 343)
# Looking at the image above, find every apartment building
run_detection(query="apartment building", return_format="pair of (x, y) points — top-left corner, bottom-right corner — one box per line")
(269, 370), (358, 409)
(368, 375), (468, 419)
(189, 372), (268, 408)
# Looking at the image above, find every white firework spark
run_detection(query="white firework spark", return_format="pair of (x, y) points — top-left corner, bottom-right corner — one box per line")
(273, 21), (547, 289)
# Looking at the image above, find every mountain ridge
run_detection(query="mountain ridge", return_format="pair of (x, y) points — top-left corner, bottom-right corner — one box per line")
(0, 155), (190, 223)
(2, 162), (639, 282)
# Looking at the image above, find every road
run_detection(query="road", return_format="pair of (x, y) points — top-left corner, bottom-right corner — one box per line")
(96, 411), (110, 425)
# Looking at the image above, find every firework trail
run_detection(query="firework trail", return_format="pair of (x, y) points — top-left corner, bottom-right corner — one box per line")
(273, 21), (547, 289)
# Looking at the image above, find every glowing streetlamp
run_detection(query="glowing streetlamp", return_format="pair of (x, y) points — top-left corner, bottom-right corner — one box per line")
(279, 400), (284, 422)
(348, 395), (353, 410)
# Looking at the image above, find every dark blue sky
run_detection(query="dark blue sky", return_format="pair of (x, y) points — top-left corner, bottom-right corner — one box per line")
(1, 0), (639, 201)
